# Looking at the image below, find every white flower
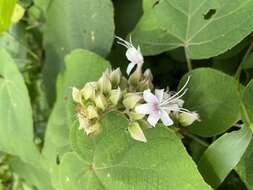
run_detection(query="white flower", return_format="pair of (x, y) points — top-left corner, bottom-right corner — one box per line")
(135, 76), (191, 127)
(116, 36), (144, 75)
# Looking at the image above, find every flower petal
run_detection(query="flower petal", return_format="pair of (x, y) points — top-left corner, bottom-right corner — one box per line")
(126, 62), (136, 75)
(155, 89), (164, 103)
(126, 47), (143, 64)
(143, 89), (158, 103)
(160, 110), (173, 126)
(135, 103), (153, 115)
(147, 112), (160, 127)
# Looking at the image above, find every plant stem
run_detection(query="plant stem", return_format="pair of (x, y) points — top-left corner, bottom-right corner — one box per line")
(181, 129), (209, 147)
(184, 47), (192, 71)
(234, 41), (253, 80)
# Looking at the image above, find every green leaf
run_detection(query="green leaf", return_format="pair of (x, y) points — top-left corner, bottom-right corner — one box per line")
(42, 49), (110, 188)
(10, 158), (55, 190)
(241, 79), (253, 130)
(0, 0), (16, 33)
(61, 112), (212, 190)
(131, 0), (253, 59)
(43, 0), (114, 104)
(198, 127), (252, 188)
(180, 68), (240, 137)
(0, 49), (39, 164)
(236, 139), (253, 190)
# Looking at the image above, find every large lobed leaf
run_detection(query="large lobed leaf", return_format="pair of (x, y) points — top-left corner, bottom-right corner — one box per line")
(58, 112), (212, 190)
(0, 49), (39, 164)
(131, 0), (253, 59)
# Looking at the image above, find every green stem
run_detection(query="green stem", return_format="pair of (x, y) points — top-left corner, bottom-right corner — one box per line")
(181, 129), (209, 147)
(234, 41), (253, 80)
(184, 47), (192, 71)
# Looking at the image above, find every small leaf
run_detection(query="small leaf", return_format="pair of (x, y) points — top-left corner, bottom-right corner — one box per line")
(198, 127), (252, 188)
(0, 0), (16, 33)
(179, 68), (240, 137)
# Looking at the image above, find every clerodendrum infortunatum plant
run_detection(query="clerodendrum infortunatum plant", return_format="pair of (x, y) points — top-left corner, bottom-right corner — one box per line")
(72, 37), (200, 142)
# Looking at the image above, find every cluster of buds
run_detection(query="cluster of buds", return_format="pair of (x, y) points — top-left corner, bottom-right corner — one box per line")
(72, 36), (200, 143)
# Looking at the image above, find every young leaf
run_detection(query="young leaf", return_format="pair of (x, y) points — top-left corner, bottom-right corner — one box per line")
(179, 68), (241, 137)
(43, 0), (114, 103)
(198, 127), (252, 188)
(131, 0), (253, 59)
(236, 139), (253, 190)
(0, 49), (39, 164)
(0, 0), (16, 33)
(66, 112), (212, 190)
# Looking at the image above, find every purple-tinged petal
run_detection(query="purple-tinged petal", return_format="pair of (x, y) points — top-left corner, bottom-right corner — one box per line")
(160, 110), (173, 126)
(143, 90), (158, 103)
(126, 62), (136, 75)
(147, 112), (160, 127)
(135, 103), (153, 115)
(155, 89), (164, 103)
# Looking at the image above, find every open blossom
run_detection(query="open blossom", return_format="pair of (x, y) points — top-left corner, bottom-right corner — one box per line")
(116, 36), (144, 75)
(135, 76), (198, 127)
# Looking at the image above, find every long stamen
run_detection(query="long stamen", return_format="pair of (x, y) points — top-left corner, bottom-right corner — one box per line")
(161, 76), (191, 105)
(160, 88), (188, 106)
(115, 36), (133, 48)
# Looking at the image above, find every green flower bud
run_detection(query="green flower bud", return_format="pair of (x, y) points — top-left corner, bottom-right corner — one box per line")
(72, 87), (82, 103)
(178, 112), (200, 127)
(98, 72), (112, 94)
(128, 111), (145, 121)
(128, 122), (147, 143)
(143, 69), (153, 81)
(109, 88), (122, 105)
(110, 68), (121, 87)
(94, 94), (107, 110)
(128, 69), (142, 86)
(119, 76), (128, 90)
(81, 82), (96, 100)
(86, 105), (98, 119)
(123, 93), (142, 109)
(139, 79), (154, 91)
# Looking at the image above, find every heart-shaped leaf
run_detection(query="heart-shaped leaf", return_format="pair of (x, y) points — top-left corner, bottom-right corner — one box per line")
(131, 0), (253, 59)
(59, 112), (212, 190)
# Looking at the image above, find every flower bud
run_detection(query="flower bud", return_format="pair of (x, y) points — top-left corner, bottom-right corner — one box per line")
(77, 113), (90, 134)
(72, 87), (82, 103)
(86, 105), (98, 119)
(178, 112), (200, 127)
(143, 69), (153, 81)
(98, 73), (112, 95)
(128, 122), (147, 143)
(81, 82), (96, 100)
(109, 88), (122, 105)
(119, 76), (128, 90)
(123, 93), (142, 109)
(139, 79), (154, 91)
(128, 69), (142, 86)
(94, 94), (107, 111)
(128, 111), (145, 121)
(110, 68), (121, 87)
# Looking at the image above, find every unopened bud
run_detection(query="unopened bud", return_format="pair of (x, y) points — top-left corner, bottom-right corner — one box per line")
(77, 114), (90, 133)
(119, 76), (128, 90)
(109, 88), (122, 105)
(123, 93), (142, 109)
(179, 112), (200, 127)
(128, 111), (145, 121)
(81, 82), (96, 100)
(98, 73), (112, 94)
(95, 94), (107, 110)
(128, 122), (147, 143)
(72, 87), (82, 103)
(86, 105), (98, 119)
(139, 79), (154, 91)
(110, 68), (121, 87)
(128, 69), (142, 86)
(143, 69), (153, 81)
